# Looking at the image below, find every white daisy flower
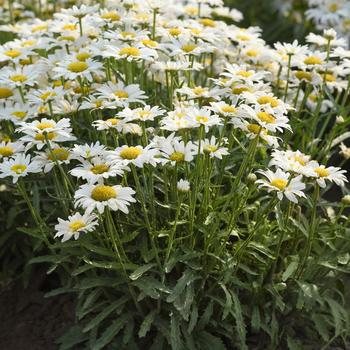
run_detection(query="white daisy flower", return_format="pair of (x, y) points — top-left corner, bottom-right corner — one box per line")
(308, 162), (348, 188)
(92, 118), (125, 131)
(33, 147), (72, 173)
(256, 169), (306, 203)
(0, 140), (25, 160)
(74, 183), (136, 214)
(70, 156), (126, 184)
(0, 153), (42, 183)
(54, 212), (99, 242)
(96, 82), (147, 108)
(107, 145), (160, 168)
(118, 105), (165, 122)
(71, 142), (107, 161)
(177, 179), (190, 192)
(198, 136), (229, 159)
(159, 138), (197, 165)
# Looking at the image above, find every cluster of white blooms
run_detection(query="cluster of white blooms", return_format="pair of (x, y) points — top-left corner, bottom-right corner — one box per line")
(0, 0), (348, 242)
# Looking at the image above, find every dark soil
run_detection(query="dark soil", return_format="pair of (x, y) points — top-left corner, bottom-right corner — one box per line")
(0, 270), (75, 350)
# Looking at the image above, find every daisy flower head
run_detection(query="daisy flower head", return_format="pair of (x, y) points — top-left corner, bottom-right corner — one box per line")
(159, 138), (197, 165)
(74, 183), (136, 214)
(237, 104), (291, 133)
(96, 82), (147, 108)
(53, 58), (103, 82)
(92, 118), (125, 131)
(0, 153), (42, 183)
(105, 44), (158, 62)
(33, 147), (73, 173)
(186, 106), (222, 131)
(209, 101), (237, 118)
(70, 156), (127, 184)
(17, 118), (76, 150)
(118, 105), (165, 122)
(198, 136), (229, 159)
(177, 179), (190, 192)
(308, 162), (348, 188)
(256, 168), (306, 203)
(71, 142), (107, 161)
(269, 149), (314, 177)
(0, 140), (25, 160)
(54, 212), (99, 242)
(108, 145), (160, 168)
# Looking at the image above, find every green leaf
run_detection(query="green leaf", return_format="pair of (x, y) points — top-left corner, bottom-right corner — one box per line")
(166, 269), (200, 303)
(83, 257), (138, 271)
(29, 254), (69, 264)
(57, 325), (88, 350)
(129, 263), (156, 281)
(170, 313), (185, 350)
(197, 331), (227, 350)
(251, 306), (260, 333)
(17, 226), (44, 239)
(231, 291), (248, 350)
(83, 296), (129, 333)
(138, 310), (157, 338)
(282, 260), (299, 281)
(92, 314), (129, 350)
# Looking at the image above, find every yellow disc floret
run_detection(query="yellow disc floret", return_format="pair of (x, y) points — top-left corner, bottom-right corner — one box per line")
(90, 164), (109, 174)
(270, 178), (288, 190)
(68, 61), (88, 73)
(69, 220), (86, 232)
(0, 146), (14, 157)
(314, 167), (330, 177)
(91, 185), (117, 201)
(120, 147), (142, 160)
(11, 164), (27, 174)
(170, 151), (185, 162)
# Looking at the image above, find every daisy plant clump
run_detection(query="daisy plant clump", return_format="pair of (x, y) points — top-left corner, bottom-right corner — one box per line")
(0, 0), (350, 349)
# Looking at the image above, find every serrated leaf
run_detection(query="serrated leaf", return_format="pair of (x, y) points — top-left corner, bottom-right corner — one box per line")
(282, 260), (299, 281)
(92, 314), (129, 350)
(231, 291), (248, 350)
(130, 263), (156, 281)
(138, 310), (157, 338)
(57, 325), (88, 350)
(167, 269), (200, 303)
(83, 296), (129, 333)
(197, 331), (227, 350)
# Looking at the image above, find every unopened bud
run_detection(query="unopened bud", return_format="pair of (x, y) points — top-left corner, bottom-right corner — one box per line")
(247, 173), (257, 183)
(336, 115), (345, 124)
(341, 195), (350, 205)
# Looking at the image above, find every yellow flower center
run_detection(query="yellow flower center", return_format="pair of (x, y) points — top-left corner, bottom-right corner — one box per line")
(62, 24), (76, 30)
(5, 49), (21, 58)
(270, 178), (288, 190)
(314, 167), (330, 177)
(69, 220), (86, 232)
(182, 44), (196, 53)
(329, 3), (338, 12)
(107, 118), (119, 125)
(304, 56), (323, 65)
(19, 59), (31, 66)
(196, 115), (209, 123)
(90, 164), (109, 174)
(257, 111), (276, 124)
(141, 39), (157, 47)
(91, 185), (117, 201)
(199, 18), (216, 27)
(232, 86), (251, 95)
(204, 145), (218, 153)
(221, 105), (236, 114)
(10, 74), (27, 83)
(236, 34), (250, 41)
(325, 73), (336, 82)
(0, 146), (13, 157)
(121, 31), (135, 38)
(48, 148), (70, 161)
(31, 24), (47, 32)
(11, 164), (27, 174)
(295, 71), (312, 81)
(101, 11), (120, 21)
(58, 36), (75, 42)
(193, 87), (206, 95)
(237, 70), (253, 78)
(112, 89), (128, 99)
(246, 49), (258, 57)
(294, 156), (306, 166)
(247, 123), (264, 134)
(138, 111), (151, 118)
(76, 52), (91, 61)
(0, 87), (13, 99)
(120, 147), (142, 160)
(168, 27), (182, 36)
(68, 61), (88, 73)
(257, 96), (279, 107)
(185, 6), (198, 15)
(37, 121), (55, 130)
(170, 151), (185, 162)
(40, 91), (56, 100)
(35, 132), (56, 141)
(119, 47), (141, 57)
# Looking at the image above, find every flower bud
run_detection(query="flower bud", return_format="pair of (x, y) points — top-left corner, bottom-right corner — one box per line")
(247, 173), (257, 183)
(336, 115), (345, 124)
(341, 195), (350, 205)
